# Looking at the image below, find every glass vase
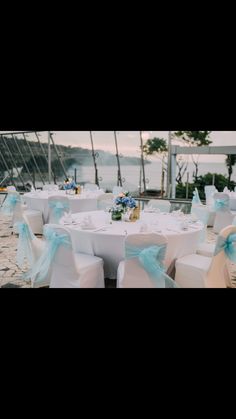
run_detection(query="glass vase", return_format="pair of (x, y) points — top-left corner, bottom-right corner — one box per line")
(112, 212), (122, 221)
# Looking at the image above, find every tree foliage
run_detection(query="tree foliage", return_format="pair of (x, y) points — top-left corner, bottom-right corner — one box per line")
(174, 131), (213, 183)
(225, 155), (236, 186)
(174, 131), (212, 146)
(176, 173), (236, 199)
(143, 138), (168, 155)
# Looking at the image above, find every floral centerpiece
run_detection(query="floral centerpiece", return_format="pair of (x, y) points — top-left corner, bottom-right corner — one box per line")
(63, 178), (77, 192)
(109, 192), (138, 221)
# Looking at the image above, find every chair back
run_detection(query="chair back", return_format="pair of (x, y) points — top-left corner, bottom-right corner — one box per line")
(191, 206), (210, 242)
(121, 233), (176, 288)
(207, 225), (236, 287)
(205, 185), (217, 197)
(14, 216), (36, 268)
(205, 185), (217, 207)
(47, 225), (79, 288)
(213, 192), (230, 212)
(213, 193), (233, 233)
(27, 224), (76, 287)
(1, 191), (23, 222)
(48, 195), (70, 224)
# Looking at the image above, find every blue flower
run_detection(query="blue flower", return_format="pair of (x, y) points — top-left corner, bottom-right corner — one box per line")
(114, 193), (137, 209)
(63, 180), (77, 190)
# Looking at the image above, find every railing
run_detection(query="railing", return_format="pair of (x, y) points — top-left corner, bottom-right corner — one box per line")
(136, 197), (194, 213)
(0, 131), (154, 194)
(0, 131), (67, 190)
(0, 190), (194, 214)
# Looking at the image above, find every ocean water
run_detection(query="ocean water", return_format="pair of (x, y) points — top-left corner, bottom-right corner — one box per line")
(68, 161), (236, 192)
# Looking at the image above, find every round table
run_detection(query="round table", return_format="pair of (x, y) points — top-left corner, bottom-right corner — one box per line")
(61, 210), (204, 279)
(24, 190), (104, 223)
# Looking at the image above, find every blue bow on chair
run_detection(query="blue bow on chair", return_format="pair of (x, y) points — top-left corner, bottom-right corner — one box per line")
(14, 222), (35, 268)
(25, 226), (71, 285)
(49, 201), (69, 223)
(192, 188), (201, 205)
(214, 233), (236, 263)
(214, 198), (229, 212)
(125, 243), (178, 288)
(1, 194), (21, 215)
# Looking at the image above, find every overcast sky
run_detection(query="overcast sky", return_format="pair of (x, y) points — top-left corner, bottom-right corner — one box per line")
(52, 131), (236, 162)
(1, 131), (236, 162)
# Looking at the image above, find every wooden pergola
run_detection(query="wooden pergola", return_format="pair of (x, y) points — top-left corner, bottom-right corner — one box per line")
(170, 145), (236, 198)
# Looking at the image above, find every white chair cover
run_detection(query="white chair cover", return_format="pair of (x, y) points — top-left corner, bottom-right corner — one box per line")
(191, 206), (210, 243)
(205, 185), (217, 208)
(175, 225), (236, 288)
(147, 199), (171, 213)
(205, 185), (217, 198)
(10, 192), (44, 235)
(46, 225), (104, 288)
(117, 233), (176, 288)
(213, 193), (234, 233)
(14, 215), (46, 270)
(48, 195), (70, 224)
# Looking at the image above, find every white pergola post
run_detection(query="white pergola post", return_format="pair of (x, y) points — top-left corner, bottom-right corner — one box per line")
(48, 131), (51, 184)
(166, 131), (172, 198)
(171, 153), (176, 198)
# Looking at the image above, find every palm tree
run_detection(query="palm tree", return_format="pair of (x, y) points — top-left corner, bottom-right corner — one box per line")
(225, 155), (236, 187)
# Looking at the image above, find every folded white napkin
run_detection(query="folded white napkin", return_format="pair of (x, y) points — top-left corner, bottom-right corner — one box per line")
(80, 215), (96, 230)
(171, 210), (181, 216)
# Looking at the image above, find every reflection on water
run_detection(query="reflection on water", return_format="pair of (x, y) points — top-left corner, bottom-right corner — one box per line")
(68, 161), (236, 193)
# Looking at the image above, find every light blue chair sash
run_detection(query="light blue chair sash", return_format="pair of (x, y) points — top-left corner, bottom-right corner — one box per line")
(214, 233), (236, 263)
(25, 226), (71, 285)
(214, 198), (229, 212)
(14, 221), (35, 268)
(191, 208), (210, 243)
(192, 188), (201, 205)
(125, 243), (178, 288)
(49, 200), (69, 223)
(1, 194), (21, 215)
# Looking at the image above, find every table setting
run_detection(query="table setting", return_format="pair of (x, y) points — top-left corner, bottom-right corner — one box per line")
(59, 208), (204, 279)
(23, 188), (105, 223)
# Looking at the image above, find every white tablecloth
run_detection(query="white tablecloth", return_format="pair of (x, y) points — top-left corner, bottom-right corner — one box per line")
(61, 211), (204, 279)
(24, 190), (103, 223)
